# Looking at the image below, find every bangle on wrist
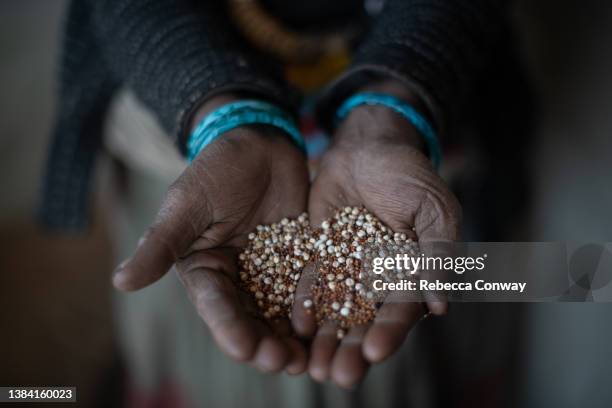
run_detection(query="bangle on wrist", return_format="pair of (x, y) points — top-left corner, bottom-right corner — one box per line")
(336, 92), (442, 170)
(187, 100), (306, 162)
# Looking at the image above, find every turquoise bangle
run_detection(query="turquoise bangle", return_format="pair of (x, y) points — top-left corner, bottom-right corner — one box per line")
(336, 92), (442, 169)
(187, 100), (305, 162)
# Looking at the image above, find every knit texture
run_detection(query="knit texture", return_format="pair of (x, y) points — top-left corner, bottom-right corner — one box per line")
(40, 0), (297, 229)
(40, 0), (506, 230)
(317, 0), (508, 132)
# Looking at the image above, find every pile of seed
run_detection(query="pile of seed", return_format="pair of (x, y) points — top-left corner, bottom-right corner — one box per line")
(238, 207), (420, 338)
(306, 207), (419, 339)
(238, 213), (313, 320)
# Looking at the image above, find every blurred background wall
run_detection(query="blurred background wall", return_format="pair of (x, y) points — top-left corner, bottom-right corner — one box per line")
(0, 0), (611, 406)
(516, 1), (612, 406)
(0, 1), (118, 406)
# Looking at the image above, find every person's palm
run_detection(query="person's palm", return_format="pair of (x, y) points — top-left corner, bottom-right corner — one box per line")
(292, 105), (461, 387)
(114, 125), (310, 374)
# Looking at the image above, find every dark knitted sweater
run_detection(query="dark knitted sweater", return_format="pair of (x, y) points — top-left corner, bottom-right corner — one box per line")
(40, 0), (508, 230)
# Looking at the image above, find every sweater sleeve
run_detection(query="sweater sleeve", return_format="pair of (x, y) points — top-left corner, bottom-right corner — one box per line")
(317, 0), (509, 134)
(88, 0), (298, 152)
(39, 0), (296, 230)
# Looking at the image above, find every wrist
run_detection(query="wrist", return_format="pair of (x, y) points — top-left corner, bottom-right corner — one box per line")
(333, 81), (438, 160)
(187, 95), (305, 161)
(336, 106), (427, 153)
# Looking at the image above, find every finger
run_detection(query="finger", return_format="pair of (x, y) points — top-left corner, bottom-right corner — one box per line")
(176, 252), (260, 361)
(291, 263), (318, 337)
(284, 337), (308, 375)
(414, 188), (461, 315)
(362, 293), (425, 363)
(251, 335), (290, 373)
(416, 240), (452, 315)
(114, 179), (211, 291)
(414, 191), (461, 243)
(250, 320), (306, 374)
(270, 318), (293, 338)
(330, 325), (370, 389)
(308, 322), (340, 382)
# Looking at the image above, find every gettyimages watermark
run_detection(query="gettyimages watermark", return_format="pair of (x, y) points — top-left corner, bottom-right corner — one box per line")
(353, 242), (612, 302)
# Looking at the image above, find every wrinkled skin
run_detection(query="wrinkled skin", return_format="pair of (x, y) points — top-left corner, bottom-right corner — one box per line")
(113, 122), (311, 374)
(291, 103), (461, 388)
(113, 86), (461, 387)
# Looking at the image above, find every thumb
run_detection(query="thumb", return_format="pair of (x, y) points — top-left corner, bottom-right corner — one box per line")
(309, 177), (347, 228)
(113, 180), (211, 291)
(414, 188), (462, 315)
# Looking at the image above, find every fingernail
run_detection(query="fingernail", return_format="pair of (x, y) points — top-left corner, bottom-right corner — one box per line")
(112, 259), (130, 288)
(117, 258), (129, 270)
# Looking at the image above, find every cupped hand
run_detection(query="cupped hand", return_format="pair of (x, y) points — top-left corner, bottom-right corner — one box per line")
(113, 98), (310, 375)
(292, 96), (461, 388)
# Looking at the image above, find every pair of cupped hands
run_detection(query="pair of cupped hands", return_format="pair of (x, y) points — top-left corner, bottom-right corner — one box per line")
(113, 82), (461, 389)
